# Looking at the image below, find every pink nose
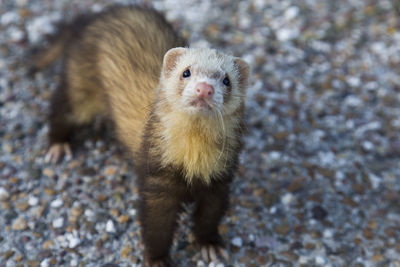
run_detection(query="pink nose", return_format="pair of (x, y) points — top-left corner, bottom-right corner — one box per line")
(195, 82), (214, 99)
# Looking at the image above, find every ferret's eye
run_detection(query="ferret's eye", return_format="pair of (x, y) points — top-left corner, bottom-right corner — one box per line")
(223, 77), (230, 86)
(182, 69), (191, 78)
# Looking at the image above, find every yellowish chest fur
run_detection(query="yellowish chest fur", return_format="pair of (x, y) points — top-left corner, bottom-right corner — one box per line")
(159, 112), (237, 184)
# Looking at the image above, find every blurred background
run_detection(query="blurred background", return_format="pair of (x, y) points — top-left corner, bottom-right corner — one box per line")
(0, 0), (399, 266)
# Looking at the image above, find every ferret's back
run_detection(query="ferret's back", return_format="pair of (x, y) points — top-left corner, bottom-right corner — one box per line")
(66, 6), (186, 152)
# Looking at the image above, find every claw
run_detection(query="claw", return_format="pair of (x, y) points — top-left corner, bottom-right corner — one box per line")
(218, 247), (229, 261)
(200, 244), (229, 263)
(201, 246), (209, 262)
(45, 143), (72, 163)
(209, 246), (218, 262)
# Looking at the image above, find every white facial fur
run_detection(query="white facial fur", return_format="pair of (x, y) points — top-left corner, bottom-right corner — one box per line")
(180, 67), (225, 114)
(160, 48), (248, 117)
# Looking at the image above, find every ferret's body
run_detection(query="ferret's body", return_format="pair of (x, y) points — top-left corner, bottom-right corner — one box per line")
(33, 5), (249, 266)
(43, 6), (186, 153)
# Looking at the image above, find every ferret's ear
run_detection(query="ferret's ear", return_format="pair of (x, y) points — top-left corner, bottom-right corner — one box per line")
(234, 58), (250, 89)
(163, 47), (187, 78)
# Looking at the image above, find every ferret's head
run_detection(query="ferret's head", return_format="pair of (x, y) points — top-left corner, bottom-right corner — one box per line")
(160, 48), (250, 117)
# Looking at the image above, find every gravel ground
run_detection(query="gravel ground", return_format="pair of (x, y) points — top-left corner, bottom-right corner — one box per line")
(1, 0), (400, 266)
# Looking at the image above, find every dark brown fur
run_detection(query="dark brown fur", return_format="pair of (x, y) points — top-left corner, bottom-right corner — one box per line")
(32, 5), (246, 266)
(136, 106), (243, 264)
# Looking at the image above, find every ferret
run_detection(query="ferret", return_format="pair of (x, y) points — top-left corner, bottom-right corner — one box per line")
(31, 5), (250, 267)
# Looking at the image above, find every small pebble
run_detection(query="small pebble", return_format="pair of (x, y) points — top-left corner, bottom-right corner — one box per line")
(118, 215), (130, 224)
(52, 217), (64, 228)
(66, 233), (80, 249)
(106, 220), (116, 233)
(42, 168), (54, 177)
(0, 187), (10, 200)
(42, 240), (54, 250)
(1, 2), (399, 267)
(40, 259), (49, 267)
(231, 237), (243, 247)
(1, 11), (19, 25)
(312, 205), (328, 221)
(315, 256), (326, 265)
(120, 246), (132, 259)
(281, 193), (294, 206)
(50, 198), (63, 208)
(28, 196), (39, 206)
(12, 217), (28, 230)
(323, 229), (333, 239)
(128, 209), (137, 216)
(284, 6), (300, 20)
(3, 250), (15, 260)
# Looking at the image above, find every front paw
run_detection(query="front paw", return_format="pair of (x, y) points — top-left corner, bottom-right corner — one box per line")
(45, 143), (72, 163)
(200, 243), (229, 263)
(143, 255), (173, 267)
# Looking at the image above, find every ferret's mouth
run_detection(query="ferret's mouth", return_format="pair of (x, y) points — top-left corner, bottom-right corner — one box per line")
(189, 99), (213, 110)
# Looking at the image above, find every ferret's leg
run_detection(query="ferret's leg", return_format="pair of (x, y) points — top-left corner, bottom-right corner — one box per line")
(193, 184), (230, 262)
(46, 82), (74, 163)
(139, 176), (181, 267)
(46, 76), (105, 163)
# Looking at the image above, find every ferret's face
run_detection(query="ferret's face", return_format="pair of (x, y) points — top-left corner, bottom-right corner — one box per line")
(161, 48), (250, 117)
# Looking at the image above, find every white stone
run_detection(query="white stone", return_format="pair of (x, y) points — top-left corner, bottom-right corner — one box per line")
(270, 206), (277, 214)
(253, 0), (267, 9)
(347, 76), (361, 88)
(318, 151), (335, 167)
(323, 229), (333, 239)
(84, 209), (95, 220)
(355, 121), (381, 137)
(239, 16), (251, 29)
(26, 16), (55, 43)
(56, 235), (67, 247)
(197, 260), (206, 267)
(52, 217), (64, 228)
(66, 233), (81, 249)
(315, 255), (326, 265)
(248, 234), (255, 242)
(1, 11), (19, 25)
(362, 141), (374, 151)
(15, 0), (28, 6)
(91, 3), (104, 13)
(28, 196), (39, 206)
(216, 264), (225, 267)
(369, 173), (381, 189)
(298, 255), (308, 264)
(311, 40), (331, 52)
(371, 42), (385, 54)
(269, 151), (281, 160)
(335, 171), (345, 180)
(50, 198), (63, 208)
(282, 79), (293, 89)
(40, 259), (50, 267)
(231, 236), (243, 247)
(276, 28), (299, 42)
(128, 209), (137, 216)
(0, 187), (10, 200)
(106, 219), (116, 233)
(284, 6), (300, 20)
(9, 27), (24, 42)
(70, 258), (78, 267)
(344, 95), (362, 107)
(281, 193), (294, 206)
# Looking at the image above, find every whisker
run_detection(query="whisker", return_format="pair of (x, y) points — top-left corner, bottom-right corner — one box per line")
(216, 108), (227, 164)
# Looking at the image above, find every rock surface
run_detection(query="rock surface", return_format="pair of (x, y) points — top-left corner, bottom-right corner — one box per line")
(1, 0), (400, 266)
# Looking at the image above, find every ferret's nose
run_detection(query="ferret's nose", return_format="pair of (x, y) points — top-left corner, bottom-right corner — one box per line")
(195, 82), (214, 99)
